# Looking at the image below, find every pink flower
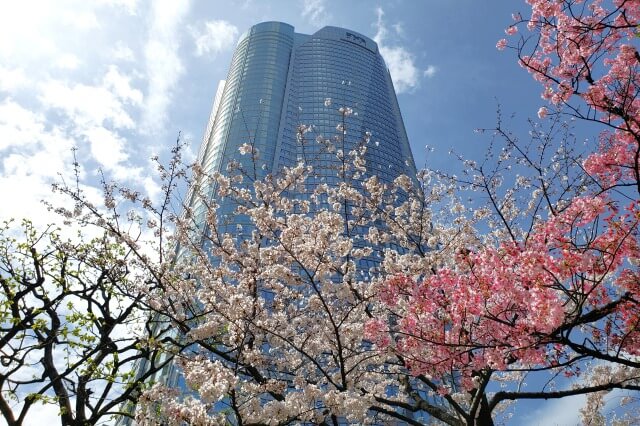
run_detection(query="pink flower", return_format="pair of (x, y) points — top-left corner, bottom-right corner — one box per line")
(537, 106), (548, 119)
(505, 26), (518, 35)
(496, 38), (508, 50)
(364, 319), (391, 348)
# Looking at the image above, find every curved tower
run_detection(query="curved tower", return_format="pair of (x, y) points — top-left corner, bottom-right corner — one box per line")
(189, 22), (416, 232)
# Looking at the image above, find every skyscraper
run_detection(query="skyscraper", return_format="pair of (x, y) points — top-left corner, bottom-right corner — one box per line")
(188, 22), (416, 233)
(120, 21), (418, 424)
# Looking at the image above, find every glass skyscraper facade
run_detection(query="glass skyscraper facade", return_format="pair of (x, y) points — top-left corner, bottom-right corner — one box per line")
(189, 22), (416, 233)
(120, 22), (418, 424)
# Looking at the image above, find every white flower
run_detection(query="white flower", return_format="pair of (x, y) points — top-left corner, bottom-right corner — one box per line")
(338, 106), (353, 117)
(238, 143), (253, 155)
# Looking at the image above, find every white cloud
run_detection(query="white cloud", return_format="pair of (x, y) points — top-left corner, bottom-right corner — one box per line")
(0, 100), (46, 151)
(392, 23), (404, 37)
(518, 374), (635, 426)
(17, 402), (62, 425)
(520, 394), (585, 426)
(0, 1), (121, 62)
(0, 66), (28, 92)
(141, 0), (190, 135)
(0, 2), (59, 61)
(98, 0), (140, 15)
(0, 0), (174, 231)
(36, 67), (145, 180)
(423, 65), (437, 78)
(59, 8), (100, 30)
(111, 41), (135, 62)
(191, 20), (238, 57)
(55, 53), (82, 70)
(83, 126), (128, 169)
(301, 0), (332, 28)
(141, 174), (161, 203)
(0, 100), (77, 224)
(103, 65), (143, 105)
(379, 46), (420, 93)
(39, 79), (136, 130)
(373, 7), (422, 94)
(37, 66), (140, 131)
(2, 140), (72, 183)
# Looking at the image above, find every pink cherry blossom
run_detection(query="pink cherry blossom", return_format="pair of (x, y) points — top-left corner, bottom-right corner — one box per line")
(369, 2), (640, 420)
(537, 106), (548, 118)
(505, 26), (518, 35)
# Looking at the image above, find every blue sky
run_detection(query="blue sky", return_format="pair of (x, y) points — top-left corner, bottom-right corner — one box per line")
(0, 0), (591, 423)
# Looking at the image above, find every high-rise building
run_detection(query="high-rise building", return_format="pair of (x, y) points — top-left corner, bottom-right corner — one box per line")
(188, 22), (416, 232)
(119, 21), (417, 424)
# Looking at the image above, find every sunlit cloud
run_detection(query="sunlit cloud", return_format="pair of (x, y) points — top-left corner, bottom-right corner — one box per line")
(54, 53), (82, 70)
(423, 65), (437, 78)
(0, 99), (77, 223)
(141, 0), (190, 135)
(111, 41), (135, 62)
(191, 20), (239, 57)
(301, 0), (332, 27)
(0, 66), (29, 92)
(373, 7), (424, 94)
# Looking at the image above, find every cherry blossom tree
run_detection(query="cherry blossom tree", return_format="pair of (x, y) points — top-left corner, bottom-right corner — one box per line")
(125, 109), (483, 425)
(369, 1), (640, 424)
(43, 109), (465, 423)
